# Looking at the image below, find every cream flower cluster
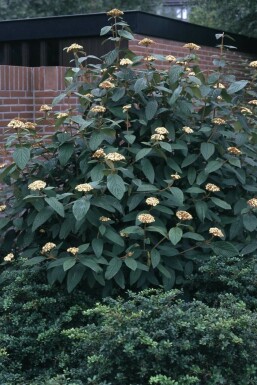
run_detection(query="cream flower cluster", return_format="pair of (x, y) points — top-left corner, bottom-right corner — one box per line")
(205, 183), (220, 192)
(155, 127), (169, 135)
(249, 61), (257, 68)
(138, 213), (155, 223)
(165, 55), (176, 62)
(4, 253), (14, 262)
(57, 112), (69, 119)
(105, 152), (125, 162)
(151, 133), (165, 141)
(171, 173), (181, 180)
(67, 247), (79, 255)
(212, 118), (226, 125)
(90, 106), (106, 113)
(182, 126), (194, 134)
(123, 104), (132, 112)
(138, 38), (154, 47)
(25, 122), (37, 129)
(214, 83), (225, 89)
(176, 211), (193, 221)
(107, 8), (124, 17)
(0, 163), (7, 169)
(0, 204), (6, 212)
(41, 242), (56, 254)
(40, 104), (52, 112)
(75, 183), (93, 193)
(209, 227), (224, 238)
(92, 148), (105, 158)
(248, 100), (257, 105)
(227, 147), (242, 155)
(144, 56), (156, 62)
(99, 80), (115, 89)
(247, 198), (257, 208)
(66, 43), (83, 53)
(183, 43), (201, 50)
(120, 58), (133, 66)
(146, 197), (160, 206)
(99, 216), (111, 222)
(28, 180), (46, 191)
(7, 119), (26, 129)
(241, 107), (252, 115)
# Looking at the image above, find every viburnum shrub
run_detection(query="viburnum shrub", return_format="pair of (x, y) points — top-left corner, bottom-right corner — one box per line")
(1, 9), (257, 293)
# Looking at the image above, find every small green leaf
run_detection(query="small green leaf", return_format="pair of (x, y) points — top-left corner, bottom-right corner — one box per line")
(169, 227), (183, 245)
(32, 207), (53, 231)
(73, 199), (90, 221)
(243, 213), (257, 232)
(211, 241), (239, 257)
(134, 77), (147, 93)
(105, 258), (122, 279)
(135, 148), (152, 161)
(145, 100), (158, 121)
(211, 197), (231, 210)
(195, 201), (208, 222)
(45, 197), (65, 217)
(141, 158), (155, 183)
(100, 25), (112, 36)
(79, 257), (102, 273)
(200, 142), (215, 160)
(63, 258), (76, 271)
(105, 228), (124, 247)
(107, 174), (126, 200)
(227, 80), (248, 94)
(24, 256), (46, 266)
(112, 87), (126, 102)
(124, 258), (137, 271)
(151, 249), (160, 268)
(92, 238), (103, 258)
(205, 160), (223, 174)
(67, 264), (86, 293)
(58, 143), (74, 166)
(183, 232), (205, 241)
(118, 30), (134, 40)
(181, 154), (198, 168)
(13, 147), (30, 170)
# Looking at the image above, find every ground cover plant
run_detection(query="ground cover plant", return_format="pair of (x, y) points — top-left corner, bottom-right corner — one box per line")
(1, 9), (257, 383)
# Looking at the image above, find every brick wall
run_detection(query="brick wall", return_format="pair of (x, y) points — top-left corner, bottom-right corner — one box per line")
(0, 37), (256, 163)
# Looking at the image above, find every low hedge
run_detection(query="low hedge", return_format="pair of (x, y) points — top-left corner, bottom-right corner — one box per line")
(1, 262), (257, 385)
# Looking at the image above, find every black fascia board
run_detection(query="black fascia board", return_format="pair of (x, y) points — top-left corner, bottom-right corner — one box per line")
(0, 10), (256, 55)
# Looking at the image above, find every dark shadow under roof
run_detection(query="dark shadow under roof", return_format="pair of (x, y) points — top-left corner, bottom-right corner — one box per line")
(0, 10), (256, 55)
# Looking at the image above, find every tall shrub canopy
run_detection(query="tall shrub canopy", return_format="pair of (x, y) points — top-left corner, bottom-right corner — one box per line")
(1, 10), (257, 293)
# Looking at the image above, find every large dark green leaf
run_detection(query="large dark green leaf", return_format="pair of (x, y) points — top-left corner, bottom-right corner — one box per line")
(105, 258), (122, 279)
(58, 143), (74, 166)
(145, 100), (158, 121)
(13, 147), (30, 170)
(107, 174), (126, 200)
(32, 207), (53, 231)
(67, 264), (86, 293)
(169, 227), (183, 245)
(200, 142), (215, 160)
(73, 199), (90, 221)
(45, 197), (65, 217)
(211, 241), (239, 257)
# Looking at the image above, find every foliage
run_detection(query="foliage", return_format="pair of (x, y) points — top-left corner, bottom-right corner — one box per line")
(187, 254), (257, 309)
(58, 290), (257, 385)
(188, 0), (257, 38)
(0, 0), (159, 20)
(0, 261), (92, 384)
(1, 268), (257, 384)
(1, 11), (257, 294)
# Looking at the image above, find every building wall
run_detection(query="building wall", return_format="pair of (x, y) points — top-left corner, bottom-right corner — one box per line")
(0, 37), (256, 163)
